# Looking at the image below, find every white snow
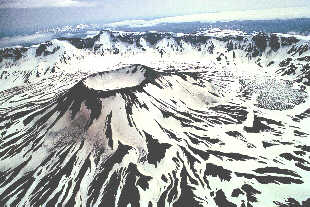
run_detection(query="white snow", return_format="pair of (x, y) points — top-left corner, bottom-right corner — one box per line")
(83, 65), (148, 91)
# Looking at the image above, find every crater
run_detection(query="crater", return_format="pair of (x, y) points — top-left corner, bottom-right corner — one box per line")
(82, 64), (158, 92)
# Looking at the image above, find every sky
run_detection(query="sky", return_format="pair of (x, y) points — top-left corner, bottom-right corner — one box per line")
(0, 0), (310, 35)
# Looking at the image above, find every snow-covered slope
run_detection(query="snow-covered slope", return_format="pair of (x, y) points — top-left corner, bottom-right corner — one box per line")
(1, 29), (310, 207)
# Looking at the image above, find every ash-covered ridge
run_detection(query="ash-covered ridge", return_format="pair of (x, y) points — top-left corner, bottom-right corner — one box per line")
(1, 29), (310, 207)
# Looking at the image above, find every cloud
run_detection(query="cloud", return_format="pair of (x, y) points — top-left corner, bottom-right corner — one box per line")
(0, 33), (54, 48)
(107, 7), (310, 28)
(0, 0), (96, 9)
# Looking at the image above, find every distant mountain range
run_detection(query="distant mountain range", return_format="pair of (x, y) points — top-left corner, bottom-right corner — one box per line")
(1, 18), (310, 48)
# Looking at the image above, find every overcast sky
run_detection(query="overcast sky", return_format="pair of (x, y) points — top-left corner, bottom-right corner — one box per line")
(0, 0), (310, 34)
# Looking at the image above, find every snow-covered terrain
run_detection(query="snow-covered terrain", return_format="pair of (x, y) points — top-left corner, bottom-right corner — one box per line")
(0, 29), (310, 206)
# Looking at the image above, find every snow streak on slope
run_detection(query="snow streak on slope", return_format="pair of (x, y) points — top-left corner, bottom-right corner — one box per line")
(1, 30), (310, 207)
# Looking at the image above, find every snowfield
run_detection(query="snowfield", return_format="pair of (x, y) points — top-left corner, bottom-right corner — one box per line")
(0, 29), (310, 207)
